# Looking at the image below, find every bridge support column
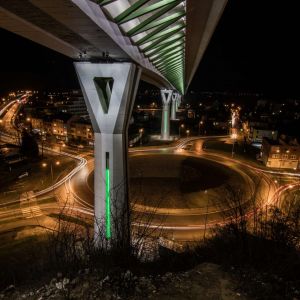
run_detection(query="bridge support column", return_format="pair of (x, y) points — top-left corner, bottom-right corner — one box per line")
(74, 62), (141, 248)
(171, 92), (178, 120)
(160, 89), (172, 140)
(176, 95), (181, 112)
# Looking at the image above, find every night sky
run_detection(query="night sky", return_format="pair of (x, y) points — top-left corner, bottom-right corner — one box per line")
(0, 1), (299, 97)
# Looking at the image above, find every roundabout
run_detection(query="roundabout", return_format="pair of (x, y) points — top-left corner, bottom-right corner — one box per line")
(80, 142), (270, 241)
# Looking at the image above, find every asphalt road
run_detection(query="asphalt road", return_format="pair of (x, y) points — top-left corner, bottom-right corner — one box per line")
(0, 100), (299, 242)
(65, 137), (278, 241)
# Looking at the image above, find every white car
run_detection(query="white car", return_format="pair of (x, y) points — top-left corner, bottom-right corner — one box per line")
(18, 172), (29, 179)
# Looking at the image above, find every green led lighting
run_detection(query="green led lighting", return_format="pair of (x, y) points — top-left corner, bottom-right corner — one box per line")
(149, 44), (184, 61)
(109, 0), (186, 93)
(97, 0), (117, 6)
(127, 10), (185, 36)
(141, 31), (185, 53)
(152, 48), (184, 64)
(105, 157), (111, 239)
(136, 22), (185, 45)
(115, 0), (182, 25)
(145, 36), (184, 57)
(156, 56), (183, 68)
(158, 62), (183, 73)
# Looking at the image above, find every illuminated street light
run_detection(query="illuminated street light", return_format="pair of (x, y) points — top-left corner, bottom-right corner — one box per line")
(198, 121), (204, 135)
(231, 133), (237, 157)
(139, 128), (144, 145)
(42, 160), (61, 195)
(186, 129), (190, 137)
(179, 124), (184, 137)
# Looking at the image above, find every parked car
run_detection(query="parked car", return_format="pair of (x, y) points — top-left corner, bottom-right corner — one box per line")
(18, 171), (29, 179)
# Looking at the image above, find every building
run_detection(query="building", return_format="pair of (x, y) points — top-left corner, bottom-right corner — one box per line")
(52, 118), (68, 141)
(68, 117), (94, 145)
(54, 90), (88, 116)
(261, 136), (300, 170)
(31, 118), (43, 132)
(249, 127), (278, 143)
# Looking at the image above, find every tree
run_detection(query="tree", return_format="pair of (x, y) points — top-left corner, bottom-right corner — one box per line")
(20, 129), (39, 158)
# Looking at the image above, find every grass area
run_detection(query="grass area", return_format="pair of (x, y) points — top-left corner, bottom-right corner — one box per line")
(48, 213), (92, 227)
(0, 228), (53, 289)
(0, 203), (298, 299)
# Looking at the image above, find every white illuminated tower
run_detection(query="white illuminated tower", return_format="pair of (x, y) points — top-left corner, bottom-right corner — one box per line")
(176, 94), (181, 111)
(160, 89), (173, 140)
(74, 62), (141, 247)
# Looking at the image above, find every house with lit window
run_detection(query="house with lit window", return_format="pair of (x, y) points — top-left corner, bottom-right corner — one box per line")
(261, 136), (300, 170)
(249, 127), (278, 143)
(68, 117), (94, 146)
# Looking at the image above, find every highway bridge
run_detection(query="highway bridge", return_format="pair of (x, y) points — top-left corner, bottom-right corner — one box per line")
(0, 0), (227, 245)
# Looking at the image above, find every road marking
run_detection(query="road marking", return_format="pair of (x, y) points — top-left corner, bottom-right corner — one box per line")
(20, 191), (43, 219)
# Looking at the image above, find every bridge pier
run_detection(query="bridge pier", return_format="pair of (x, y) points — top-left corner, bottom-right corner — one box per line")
(176, 95), (181, 112)
(160, 89), (172, 140)
(74, 62), (141, 248)
(171, 92), (178, 120)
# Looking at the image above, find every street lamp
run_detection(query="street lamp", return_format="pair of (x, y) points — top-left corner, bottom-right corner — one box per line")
(179, 124), (184, 137)
(198, 121), (203, 135)
(186, 129), (190, 137)
(231, 134), (237, 157)
(41, 133), (46, 158)
(139, 128), (144, 145)
(42, 160), (60, 196)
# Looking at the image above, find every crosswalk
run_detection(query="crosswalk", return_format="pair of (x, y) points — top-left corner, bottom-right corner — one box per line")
(19, 191), (43, 219)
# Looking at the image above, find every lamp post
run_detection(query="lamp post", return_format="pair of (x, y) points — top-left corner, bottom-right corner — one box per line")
(198, 121), (203, 135)
(231, 133), (237, 158)
(186, 129), (190, 138)
(59, 143), (66, 154)
(139, 128), (144, 145)
(41, 132), (46, 158)
(42, 160), (60, 196)
(179, 124), (184, 137)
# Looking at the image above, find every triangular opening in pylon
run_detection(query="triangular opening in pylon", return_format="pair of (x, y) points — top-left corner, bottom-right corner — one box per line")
(93, 77), (114, 114)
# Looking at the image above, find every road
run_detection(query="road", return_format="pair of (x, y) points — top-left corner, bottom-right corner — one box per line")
(0, 100), (88, 233)
(65, 136), (278, 241)
(0, 100), (299, 242)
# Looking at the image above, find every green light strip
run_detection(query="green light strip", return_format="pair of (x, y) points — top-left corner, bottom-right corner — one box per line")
(109, 0), (186, 93)
(116, 0), (182, 25)
(97, 0), (117, 6)
(105, 164), (111, 239)
(127, 10), (185, 36)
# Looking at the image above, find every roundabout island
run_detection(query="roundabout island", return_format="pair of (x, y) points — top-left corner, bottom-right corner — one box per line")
(83, 142), (268, 241)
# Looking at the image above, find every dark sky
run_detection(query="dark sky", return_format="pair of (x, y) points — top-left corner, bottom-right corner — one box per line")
(0, 1), (299, 97)
(189, 1), (300, 97)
